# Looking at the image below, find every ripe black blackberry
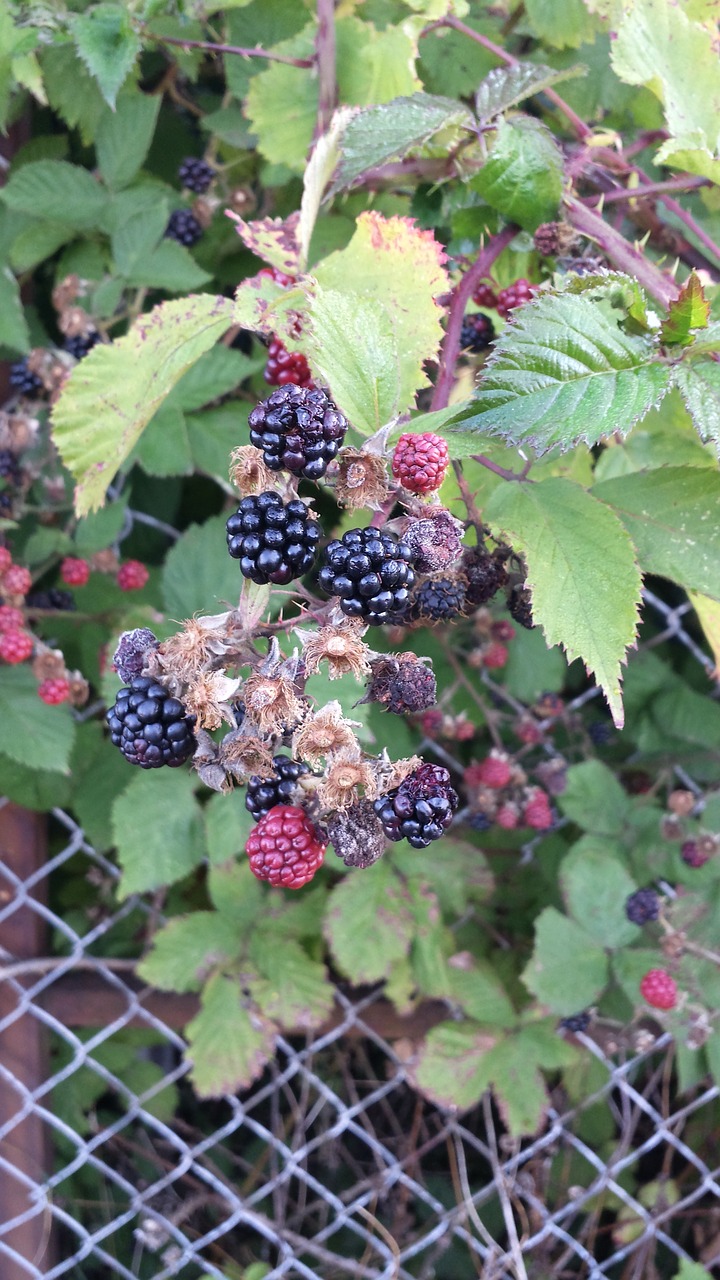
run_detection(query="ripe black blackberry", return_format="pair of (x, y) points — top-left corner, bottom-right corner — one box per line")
(248, 384), (347, 481)
(625, 887), (660, 925)
(560, 1011), (591, 1033)
(318, 528), (416, 625)
(26, 587), (76, 611)
(9, 360), (43, 397)
(107, 676), (196, 768)
(460, 312), (495, 353)
(165, 208), (203, 247)
(63, 332), (99, 360)
(374, 763), (458, 849)
(226, 490), (320, 585)
(246, 754), (309, 821)
(412, 576), (466, 623)
(178, 156), (215, 193)
(463, 546), (508, 607)
(0, 450), (21, 487)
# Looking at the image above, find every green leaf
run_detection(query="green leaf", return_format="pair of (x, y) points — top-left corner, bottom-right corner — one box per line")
(485, 478), (641, 727)
(524, 0), (601, 48)
(329, 92), (472, 194)
(186, 973), (276, 1098)
(478, 1024), (574, 1135)
(522, 907), (609, 1015)
(95, 90), (161, 189)
(40, 44), (106, 145)
(0, 754), (70, 812)
(444, 960), (516, 1026)
(167, 346), (255, 413)
(502, 622), (567, 703)
(138, 913), (242, 993)
(244, 28), (317, 171)
(124, 240), (212, 292)
(593, 466), (720, 601)
(204, 790), (255, 865)
(306, 288), (401, 435)
(475, 60), (585, 121)
(560, 837), (639, 949)
(673, 360), (720, 454)
(71, 3), (141, 109)
(673, 1263), (714, 1280)
(74, 500), (128, 556)
(323, 859), (414, 983)
(133, 406), (192, 478)
(0, 266), (30, 354)
(1, 160), (109, 229)
(249, 933), (334, 1030)
(186, 405), (247, 484)
(298, 108), (355, 268)
(411, 1020), (498, 1111)
(69, 725), (131, 852)
(9, 222), (74, 274)
(558, 760), (630, 836)
(51, 294), (234, 515)
(162, 515), (242, 617)
(0, 667), (75, 773)
(660, 272), (710, 347)
(110, 201), (169, 278)
(448, 291), (669, 453)
(112, 769), (206, 897)
(474, 115), (564, 231)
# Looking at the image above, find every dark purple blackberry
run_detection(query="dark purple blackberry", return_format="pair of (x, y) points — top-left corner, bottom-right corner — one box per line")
(559, 1011), (591, 1033)
(246, 754), (309, 821)
(460, 312), (495, 353)
(318, 527), (416, 625)
(26, 587), (76, 611)
(412, 576), (466, 623)
(373, 763), (458, 849)
(625, 887), (660, 925)
(63, 332), (100, 360)
(508, 584), (534, 629)
(107, 676), (196, 769)
(588, 719), (613, 746)
(178, 156), (215, 194)
(467, 811), (493, 832)
(112, 628), (160, 684)
(165, 208), (203, 247)
(463, 547), (508, 607)
(0, 450), (21, 487)
(248, 384), (347, 481)
(9, 360), (43, 397)
(226, 490), (320, 585)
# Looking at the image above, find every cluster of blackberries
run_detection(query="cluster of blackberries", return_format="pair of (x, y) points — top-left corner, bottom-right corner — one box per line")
(9, 360), (43, 397)
(460, 312), (495, 353)
(374, 763), (458, 848)
(246, 755), (309, 821)
(178, 157), (215, 194)
(226, 490), (320, 585)
(248, 385), (347, 481)
(165, 209), (203, 247)
(64, 332), (99, 361)
(107, 676), (196, 769)
(319, 528), (416, 625)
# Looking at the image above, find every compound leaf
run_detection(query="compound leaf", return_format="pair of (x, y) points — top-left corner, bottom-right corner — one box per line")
(71, 2), (141, 109)
(673, 360), (720, 454)
(560, 837), (639, 949)
(249, 933), (334, 1031)
(1, 160), (109, 229)
(138, 913), (243, 993)
(186, 973), (276, 1098)
(0, 667), (75, 774)
(330, 92), (471, 193)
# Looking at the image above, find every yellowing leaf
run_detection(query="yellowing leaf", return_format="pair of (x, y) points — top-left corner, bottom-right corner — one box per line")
(227, 211), (300, 276)
(688, 590), (720, 680)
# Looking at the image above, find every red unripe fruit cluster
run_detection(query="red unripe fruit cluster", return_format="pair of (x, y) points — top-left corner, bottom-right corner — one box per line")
(522, 787), (553, 830)
(467, 754), (512, 790)
(246, 804), (327, 888)
(496, 279), (538, 320)
(61, 557), (90, 587)
(117, 561), (149, 592)
(483, 641), (509, 670)
(392, 432), (450, 496)
(38, 677), (71, 705)
(2, 564), (32, 596)
(264, 338), (314, 388)
(0, 629), (33, 664)
(0, 605), (24, 633)
(639, 969), (678, 1010)
(472, 282), (498, 310)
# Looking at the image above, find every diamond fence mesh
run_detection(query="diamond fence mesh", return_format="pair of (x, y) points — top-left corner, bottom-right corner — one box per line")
(2, 589), (720, 1280)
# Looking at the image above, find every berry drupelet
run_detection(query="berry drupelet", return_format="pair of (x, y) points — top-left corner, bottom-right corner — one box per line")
(245, 804), (327, 888)
(263, 338), (314, 389)
(165, 208), (203, 247)
(178, 156), (215, 194)
(226, 490), (320, 585)
(412, 576), (466, 623)
(248, 384), (347, 481)
(496, 279), (537, 320)
(319, 527), (416, 625)
(107, 676), (196, 769)
(460, 312), (495, 353)
(374, 763), (458, 849)
(9, 360), (43, 397)
(246, 755), (309, 821)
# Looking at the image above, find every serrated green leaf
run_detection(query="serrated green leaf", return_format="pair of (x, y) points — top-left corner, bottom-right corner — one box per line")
(411, 1020), (498, 1111)
(186, 973), (275, 1098)
(0, 667), (75, 773)
(249, 933), (334, 1030)
(95, 90), (161, 190)
(40, 44), (106, 145)
(0, 266), (30, 354)
(125, 240), (212, 292)
(110, 202), (168, 278)
(138, 913), (242, 993)
(593, 466), (720, 600)
(244, 27), (317, 171)
(558, 760), (630, 836)
(502, 622), (567, 702)
(306, 288), (401, 435)
(71, 3), (141, 110)
(112, 769), (206, 897)
(186, 405), (249, 485)
(167, 346), (255, 413)
(485, 478), (641, 727)
(0, 754), (71, 812)
(9, 222), (74, 274)
(560, 837), (639, 948)
(51, 294), (234, 515)
(474, 115), (563, 231)
(74, 500), (128, 556)
(449, 291), (669, 453)
(660, 272), (710, 347)
(524, 0), (600, 48)
(477, 1029), (561, 1135)
(204, 790), (255, 865)
(1, 160), (109, 229)
(522, 907), (609, 1014)
(673, 360), (720, 454)
(323, 859), (414, 983)
(69, 724), (132, 852)
(445, 961), (516, 1026)
(330, 92), (472, 194)
(475, 60), (584, 122)
(162, 515), (242, 617)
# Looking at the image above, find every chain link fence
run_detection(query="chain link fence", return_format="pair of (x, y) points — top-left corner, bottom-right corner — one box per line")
(2, 589), (720, 1280)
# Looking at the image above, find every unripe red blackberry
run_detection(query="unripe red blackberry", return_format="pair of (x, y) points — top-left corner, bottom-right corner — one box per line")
(0, 604), (23, 632)
(374, 763), (458, 848)
(246, 755), (309, 821)
(246, 804), (326, 888)
(0, 629), (33, 664)
(392, 432), (450, 495)
(680, 838), (713, 868)
(2, 564), (32, 596)
(107, 676), (197, 769)
(263, 338), (314, 389)
(460, 312), (495, 353)
(496, 279), (537, 319)
(117, 560), (149, 592)
(522, 787), (553, 830)
(38, 677), (71, 705)
(319, 527), (416, 625)
(625, 887), (660, 925)
(463, 547), (508, 607)
(249, 385), (347, 481)
(412, 576), (466, 623)
(61, 557), (90, 587)
(178, 156), (215, 193)
(495, 801), (519, 830)
(640, 968), (677, 1011)
(471, 754), (512, 790)
(226, 491), (320, 585)
(328, 801), (387, 868)
(472, 282), (498, 309)
(165, 208), (203, 247)
(483, 641), (509, 670)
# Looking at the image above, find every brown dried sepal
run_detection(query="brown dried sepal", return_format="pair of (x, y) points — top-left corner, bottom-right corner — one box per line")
(301, 621), (371, 681)
(371, 753), (423, 799)
(0, 411), (39, 455)
(183, 671), (240, 731)
(222, 731), (275, 783)
(243, 672), (304, 736)
(229, 445), (276, 497)
(32, 649), (66, 681)
(293, 704), (360, 768)
(89, 549), (120, 574)
(334, 448), (390, 510)
(52, 274), (82, 312)
(318, 751), (375, 810)
(57, 306), (94, 338)
(67, 672), (90, 707)
(154, 615), (232, 685)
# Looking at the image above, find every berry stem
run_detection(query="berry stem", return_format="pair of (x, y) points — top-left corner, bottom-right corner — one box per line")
(470, 453), (531, 484)
(143, 30), (316, 68)
(565, 196), (681, 308)
(314, 0), (337, 139)
(598, 176), (709, 204)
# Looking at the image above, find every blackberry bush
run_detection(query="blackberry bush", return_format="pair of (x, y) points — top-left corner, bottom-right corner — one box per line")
(248, 384), (347, 480)
(226, 491), (320, 585)
(107, 677), (197, 769)
(318, 527), (416, 624)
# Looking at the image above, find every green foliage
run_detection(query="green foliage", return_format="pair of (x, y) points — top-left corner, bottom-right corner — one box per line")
(323, 860), (415, 983)
(111, 769), (206, 897)
(330, 92), (472, 194)
(0, 668), (75, 772)
(185, 973), (276, 1097)
(474, 114), (564, 230)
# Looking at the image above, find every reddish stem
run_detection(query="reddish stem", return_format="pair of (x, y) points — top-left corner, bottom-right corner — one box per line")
(314, 0), (337, 139)
(565, 196), (680, 308)
(145, 31), (315, 68)
(598, 176), (709, 204)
